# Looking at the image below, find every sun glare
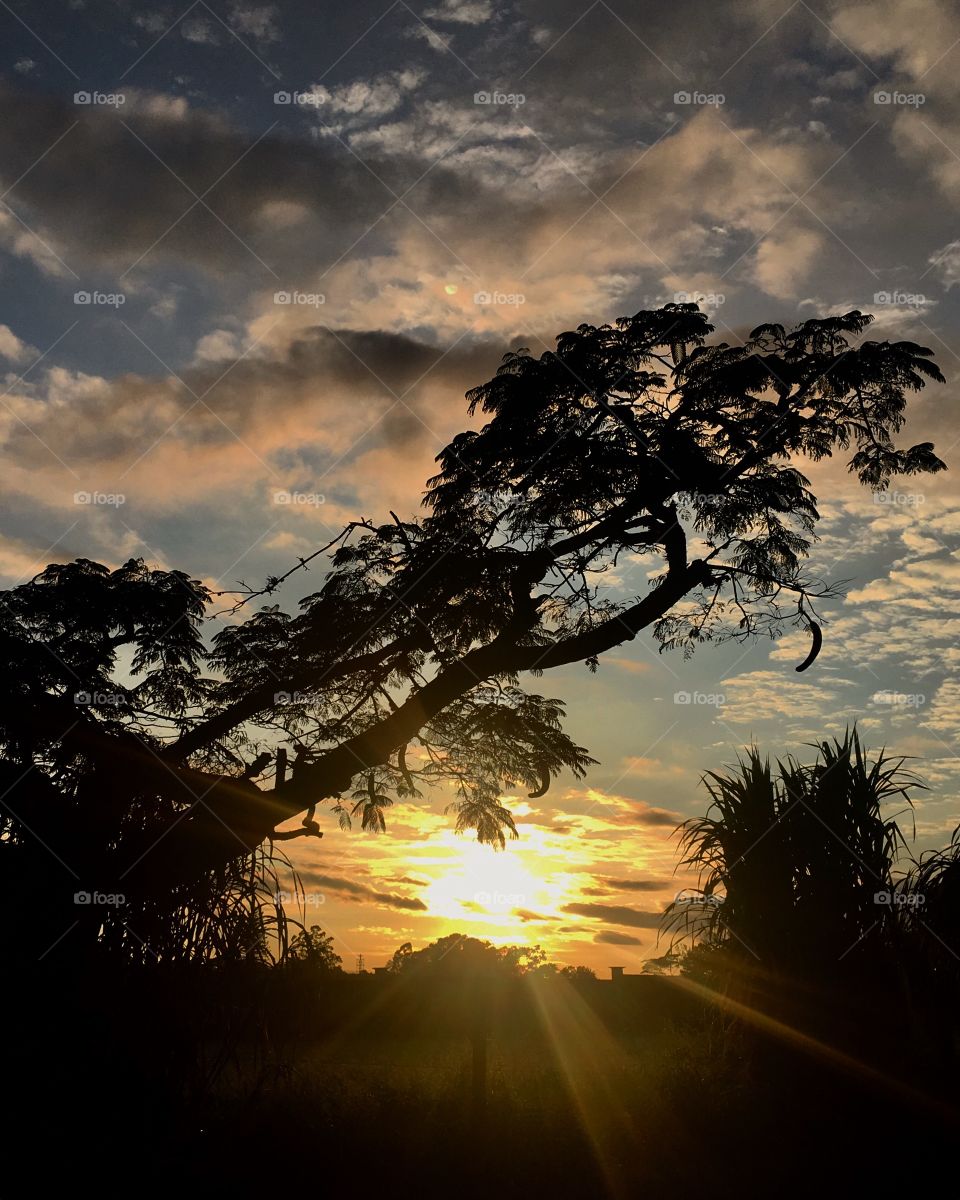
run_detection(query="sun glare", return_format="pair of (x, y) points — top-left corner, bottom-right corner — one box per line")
(422, 835), (564, 937)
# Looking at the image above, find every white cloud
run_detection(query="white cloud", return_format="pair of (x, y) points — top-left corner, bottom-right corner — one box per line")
(831, 0), (960, 79)
(308, 69), (425, 123)
(423, 0), (493, 23)
(180, 17), (218, 44)
(192, 329), (244, 364)
(0, 324), (34, 364)
(929, 239), (960, 288)
(720, 669), (858, 726)
(228, 2), (280, 42)
(752, 226), (825, 299)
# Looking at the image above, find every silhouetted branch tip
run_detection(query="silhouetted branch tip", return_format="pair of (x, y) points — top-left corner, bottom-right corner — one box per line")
(795, 621), (823, 672)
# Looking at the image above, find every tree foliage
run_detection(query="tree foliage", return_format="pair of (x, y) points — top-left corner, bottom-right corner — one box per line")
(385, 933), (572, 978)
(0, 305), (946, 956)
(284, 924), (343, 972)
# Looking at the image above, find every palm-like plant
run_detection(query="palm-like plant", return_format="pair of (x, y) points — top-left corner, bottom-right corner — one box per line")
(900, 827), (960, 988)
(666, 730), (923, 981)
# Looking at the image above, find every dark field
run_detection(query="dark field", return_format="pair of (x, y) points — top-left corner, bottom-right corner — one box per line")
(9, 967), (957, 1197)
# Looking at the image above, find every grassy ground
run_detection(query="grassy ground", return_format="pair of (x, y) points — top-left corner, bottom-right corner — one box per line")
(179, 1027), (746, 1194)
(167, 1017), (930, 1197)
(14, 986), (958, 1196)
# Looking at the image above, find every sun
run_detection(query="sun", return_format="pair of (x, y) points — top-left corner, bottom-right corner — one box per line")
(422, 835), (558, 935)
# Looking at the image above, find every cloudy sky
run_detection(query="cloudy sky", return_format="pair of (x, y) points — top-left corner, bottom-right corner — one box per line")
(3, 0), (960, 971)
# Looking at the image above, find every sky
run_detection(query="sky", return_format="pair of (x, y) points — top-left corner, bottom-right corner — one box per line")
(3, 0), (960, 972)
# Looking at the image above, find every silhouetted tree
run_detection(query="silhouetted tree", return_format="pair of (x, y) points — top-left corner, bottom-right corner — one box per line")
(558, 964), (597, 982)
(284, 924), (343, 972)
(0, 306), (945, 952)
(387, 933), (549, 977)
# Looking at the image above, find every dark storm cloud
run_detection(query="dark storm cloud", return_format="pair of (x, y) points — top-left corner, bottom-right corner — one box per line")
(593, 930), (643, 946)
(1, 324), (504, 468)
(602, 877), (673, 891)
(0, 68), (812, 306)
(2, 2), (953, 316)
(0, 82), (477, 277)
(579, 876), (675, 896)
(561, 902), (663, 929)
(300, 869), (427, 912)
(616, 805), (681, 827)
(514, 908), (551, 922)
